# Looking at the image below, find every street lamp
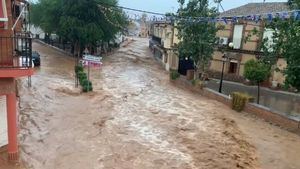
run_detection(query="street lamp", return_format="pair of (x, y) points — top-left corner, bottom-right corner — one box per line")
(219, 42), (233, 93)
(218, 54), (227, 93)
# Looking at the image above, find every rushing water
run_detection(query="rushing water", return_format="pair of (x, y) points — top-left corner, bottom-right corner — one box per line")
(14, 39), (300, 169)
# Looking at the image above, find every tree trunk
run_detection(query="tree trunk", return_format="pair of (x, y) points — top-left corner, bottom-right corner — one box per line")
(45, 33), (50, 44)
(71, 43), (75, 56)
(257, 81), (260, 104)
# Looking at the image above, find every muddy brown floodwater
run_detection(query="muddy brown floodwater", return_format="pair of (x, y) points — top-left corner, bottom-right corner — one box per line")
(16, 38), (300, 169)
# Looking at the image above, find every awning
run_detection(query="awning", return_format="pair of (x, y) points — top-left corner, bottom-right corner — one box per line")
(0, 0), (8, 22)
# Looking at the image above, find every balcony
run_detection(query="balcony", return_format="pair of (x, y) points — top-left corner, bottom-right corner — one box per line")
(0, 36), (34, 78)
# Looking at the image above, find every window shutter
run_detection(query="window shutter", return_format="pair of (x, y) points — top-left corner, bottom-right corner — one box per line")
(233, 25), (243, 49)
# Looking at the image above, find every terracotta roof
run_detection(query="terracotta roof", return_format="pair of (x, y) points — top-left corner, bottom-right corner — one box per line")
(220, 2), (289, 17)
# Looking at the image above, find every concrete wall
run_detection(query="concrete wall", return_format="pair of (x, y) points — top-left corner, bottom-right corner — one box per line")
(171, 77), (300, 133)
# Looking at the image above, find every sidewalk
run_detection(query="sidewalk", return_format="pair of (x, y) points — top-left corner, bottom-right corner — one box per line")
(206, 79), (300, 118)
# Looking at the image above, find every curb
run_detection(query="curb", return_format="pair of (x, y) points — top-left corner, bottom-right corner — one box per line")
(34, 39), (73, 57)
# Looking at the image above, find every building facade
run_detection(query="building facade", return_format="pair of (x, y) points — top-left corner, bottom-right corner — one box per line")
(0, 0), (33, 161)
(149, 20), (179, 71)
(139, 21), (149, 38)
(148, 3), (289, 87)
(209, 2), (289, 86)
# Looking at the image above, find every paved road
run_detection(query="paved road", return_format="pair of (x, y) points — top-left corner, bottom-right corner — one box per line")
(14, 38), (300, 169)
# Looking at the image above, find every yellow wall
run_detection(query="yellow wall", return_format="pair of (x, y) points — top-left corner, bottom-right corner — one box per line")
(272, 58), (287, 84)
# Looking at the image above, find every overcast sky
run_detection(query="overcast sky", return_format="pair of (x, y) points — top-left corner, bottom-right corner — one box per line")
(119, 0), (287, 14)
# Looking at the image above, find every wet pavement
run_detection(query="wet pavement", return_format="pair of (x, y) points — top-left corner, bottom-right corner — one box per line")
(13, 38), (300, 169)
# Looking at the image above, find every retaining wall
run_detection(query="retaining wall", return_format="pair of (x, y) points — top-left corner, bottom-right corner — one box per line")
(171, 76), (300, 133)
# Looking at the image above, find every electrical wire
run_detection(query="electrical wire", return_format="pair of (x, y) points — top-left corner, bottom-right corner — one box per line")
(98, 1), (300, 22)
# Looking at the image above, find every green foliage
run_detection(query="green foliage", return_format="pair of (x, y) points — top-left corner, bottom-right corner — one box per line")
(176, 0), (220, 73)
(288, 0), (300, 9)
(30, 0), (128, 52)
(231, 92), (254, 112)
(244, 59), (270, 84)
(244, 59), (270, 104)
(75, 65), (84, 74)
(82, 84), (93, 92)
(251, 0), (300, 90)
(81, 79), (92, 86)
(170, 70), (180, 80)
(75, 67), (93, 92)
(30, 0), (62, 34)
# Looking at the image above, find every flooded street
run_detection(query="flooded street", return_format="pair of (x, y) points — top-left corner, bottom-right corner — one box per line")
(17, 38), (300, 169)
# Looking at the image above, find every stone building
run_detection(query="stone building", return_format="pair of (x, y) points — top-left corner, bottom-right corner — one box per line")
(149, 20), (180, 71)
(209, 2), (289, 86)
(139, 21), (149, 38)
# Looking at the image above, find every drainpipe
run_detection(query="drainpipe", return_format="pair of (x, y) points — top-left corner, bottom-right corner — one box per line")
(6, 93), (18, 161)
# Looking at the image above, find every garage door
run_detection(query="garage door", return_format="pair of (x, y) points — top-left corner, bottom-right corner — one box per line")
(0, 95), (8, 147)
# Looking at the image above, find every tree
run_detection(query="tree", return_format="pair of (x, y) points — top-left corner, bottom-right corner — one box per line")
(30, 0), (62, 42)
(244, 59), (270, 104)
(176, 0), (220, 79)
(288, 0), (300, 8)
(255, 1), (300, 91)
(30, 0), (128, 56)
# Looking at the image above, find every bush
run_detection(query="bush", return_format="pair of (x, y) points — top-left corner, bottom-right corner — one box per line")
(78, 72), (87, 84)
(82, 83), (93, 92)
(75, 65), (84, 74)
(81, 79), (92, 86)
(170, 70), (180, 80)
(75, 66), (93, 92)
(231, 92), (254, 112)
(192, 79), (205, 89)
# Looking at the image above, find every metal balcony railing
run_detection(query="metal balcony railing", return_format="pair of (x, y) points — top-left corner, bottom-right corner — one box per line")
(0, 36), (32, 69)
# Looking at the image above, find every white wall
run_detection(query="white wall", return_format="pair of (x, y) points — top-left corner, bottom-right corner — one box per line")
(30, 25), (45, 39)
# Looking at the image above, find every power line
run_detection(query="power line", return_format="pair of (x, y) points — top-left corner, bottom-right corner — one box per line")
(98, 1), (166, 16)
(98, 1), (300, 23)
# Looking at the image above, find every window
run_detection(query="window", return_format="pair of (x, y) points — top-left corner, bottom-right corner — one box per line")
(228, 60), (238, 74)
(0, 0), (8, 29)
(232, 25), (243, 49)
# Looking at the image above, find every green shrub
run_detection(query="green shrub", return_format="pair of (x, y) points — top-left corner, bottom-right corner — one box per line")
(231, 92), (254, 112)
(77, 71), (86, 78)
(75, 65), (84, 74)
(78, 72), (87, 83)
(75, 65), (93, 93)
(170, 70), (180, 80)
(82, 83), (93, 92)
(81, 79), (92, 86)
(192, 79), (205, 89)
(79, 76), (89, 86)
